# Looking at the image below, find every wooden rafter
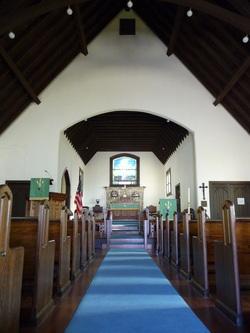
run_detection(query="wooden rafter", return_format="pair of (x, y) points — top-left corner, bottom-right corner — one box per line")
(0, 0), (250, 36)
(214, 57), (250, 106)
(159, 0), (250, 34)
(167, 6), (185, 56)
(0, 44), (40, 105)
(73, 4), (88, 55)
(226, 0), (250, 17)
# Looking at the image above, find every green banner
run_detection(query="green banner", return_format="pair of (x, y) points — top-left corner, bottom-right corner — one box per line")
(30, 178), (50, 200)
(159, 199), (177, 220)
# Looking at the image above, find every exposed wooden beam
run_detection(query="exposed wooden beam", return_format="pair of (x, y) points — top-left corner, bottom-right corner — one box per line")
(0, 45), (40, 105)
(226, 0), (250, 17)
(159, 0), (250, 34)
(0, 0), (90, 35)
(73, 4), (88, 55)
(167, 6), (185, 56)
(0, 0), (250, 36)
(214, 56), (250, 106)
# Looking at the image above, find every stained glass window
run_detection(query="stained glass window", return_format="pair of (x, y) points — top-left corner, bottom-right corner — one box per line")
(110, 154), (139, 186)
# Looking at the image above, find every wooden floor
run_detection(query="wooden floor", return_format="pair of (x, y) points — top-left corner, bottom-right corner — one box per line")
(21, 250), (250, 333)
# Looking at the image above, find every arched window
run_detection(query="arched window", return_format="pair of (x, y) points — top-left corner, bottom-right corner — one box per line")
(110, 154), (140, 186)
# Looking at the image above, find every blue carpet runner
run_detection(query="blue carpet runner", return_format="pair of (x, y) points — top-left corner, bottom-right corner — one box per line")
(65, 249), (210, 333)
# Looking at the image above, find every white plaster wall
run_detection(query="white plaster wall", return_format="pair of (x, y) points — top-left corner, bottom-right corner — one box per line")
(0, 10), (249, 212)
(58, 133), (85, 210)
(164, 134), (197, 211)
(84, 151), (165, 208)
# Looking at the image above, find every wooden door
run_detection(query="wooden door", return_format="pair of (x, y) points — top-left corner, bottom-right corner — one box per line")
(209, 182), (250, 219)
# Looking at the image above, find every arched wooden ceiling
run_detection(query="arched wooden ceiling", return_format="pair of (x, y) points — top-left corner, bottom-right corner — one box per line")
(65, 111), (189, 164)
(0, 0), (249, 136)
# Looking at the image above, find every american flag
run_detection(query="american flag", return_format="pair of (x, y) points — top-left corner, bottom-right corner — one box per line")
(74, 176), (83, 216)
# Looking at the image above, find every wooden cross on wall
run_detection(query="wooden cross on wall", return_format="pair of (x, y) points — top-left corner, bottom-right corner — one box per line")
(199, 183), (208, 200)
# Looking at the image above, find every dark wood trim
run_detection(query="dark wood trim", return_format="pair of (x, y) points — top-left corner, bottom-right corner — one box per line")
(1, 0), (250, 36)
(214, 57), (250, 106)
(226, 0), (250, 17)
(0, 0), (90, 35)
(0, 45), (40, 105)
(167, 6), (185, 56)
(159, 0), (250, 34)
(109, 153), (140, 187)
(73, 4), (88, 56)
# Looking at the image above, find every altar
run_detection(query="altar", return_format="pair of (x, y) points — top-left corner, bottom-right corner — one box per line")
(105, 186), (144, 219)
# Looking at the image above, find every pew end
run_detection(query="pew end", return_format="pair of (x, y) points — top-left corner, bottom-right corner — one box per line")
(0, 185), (24, 333)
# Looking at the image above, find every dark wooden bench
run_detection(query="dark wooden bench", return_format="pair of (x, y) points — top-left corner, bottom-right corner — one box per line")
(163, 216), (171, 261)
(10, 204), (55, 324)
(170, 213), (181, 267)
(67, 212), (81, 280)
(90, 211), (96, 259)
(179, 213), (191, 279)
(214, 201), (250, 326)
(86, 211), (95, 262)
(49, 207), (71, 295)
(79, 209), (88, 270)
(0, 185), (24, 333)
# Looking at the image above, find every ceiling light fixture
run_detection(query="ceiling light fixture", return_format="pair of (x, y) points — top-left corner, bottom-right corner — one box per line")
(187, 8), (193, 17)
(66, 6), (73, 15)
(242, 35), (249, 44)
(8, 31), (15, 39)
(127, 1), (133, 9)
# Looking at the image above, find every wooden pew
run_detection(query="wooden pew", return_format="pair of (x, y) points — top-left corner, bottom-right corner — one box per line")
(0, 185), (24, 333)
(68, 212), (81, 280)
(79, 209), (88, 270)
(191, 207), (209, 296)
(10, 204), (55, 324)
(179, 213), (191, 279)
(170, 213), (180, 267)
(90, 211), (96, 258)
(49, 207), (71, 295)
(163, 215), (171, 261)
(214, 201), (243, 326)
(86, 211), (95, 262)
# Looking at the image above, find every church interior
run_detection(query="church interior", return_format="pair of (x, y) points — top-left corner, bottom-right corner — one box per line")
(0, 1), (250, 332)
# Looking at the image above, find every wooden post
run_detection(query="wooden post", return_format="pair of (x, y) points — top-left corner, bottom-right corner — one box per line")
(106, 210), (112, 249)
(165, 215), (170, 260)
(143, 209), (149, 250)
(90, 211), (95, 257)
(80, 209), (88, 269)
(160, 215), (164, 255)
(172, 212), (179, 266)
(156, 216), (159, 255)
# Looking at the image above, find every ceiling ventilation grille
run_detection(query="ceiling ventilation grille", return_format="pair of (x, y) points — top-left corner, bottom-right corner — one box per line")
(119, 18), (136, 35)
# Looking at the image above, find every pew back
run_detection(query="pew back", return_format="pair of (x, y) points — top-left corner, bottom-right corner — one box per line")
(0, 185), (24, 333)
(10, 204), (55, 324)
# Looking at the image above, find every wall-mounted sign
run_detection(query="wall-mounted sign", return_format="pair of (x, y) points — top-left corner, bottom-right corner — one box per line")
(237, 197), (245, 205)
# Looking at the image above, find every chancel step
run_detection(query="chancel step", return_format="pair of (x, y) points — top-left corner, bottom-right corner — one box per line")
(111, 238), (144, 243)
(110, 219), (143, 249)
(110, 244), (145, 249)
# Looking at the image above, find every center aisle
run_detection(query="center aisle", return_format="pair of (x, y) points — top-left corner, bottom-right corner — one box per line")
(65, 249), (210, 333)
